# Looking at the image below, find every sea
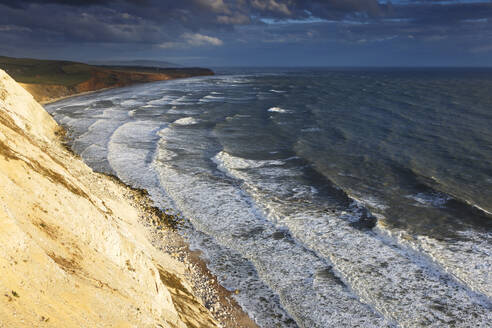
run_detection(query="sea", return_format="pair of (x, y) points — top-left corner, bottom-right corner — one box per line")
(46, 68), (492, 327)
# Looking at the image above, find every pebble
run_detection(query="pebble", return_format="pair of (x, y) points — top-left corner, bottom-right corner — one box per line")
(127, 189), (248, 328)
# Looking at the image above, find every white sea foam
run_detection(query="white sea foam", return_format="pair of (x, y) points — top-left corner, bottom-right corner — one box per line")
(213, 151), (285, 170)
(199, 95), (225, 103)
(78, 144), (111, 173)
(170, 95), (193, 105)
(374, 222), (492, 301)
(120, 98), (144, 107)
(173, 117), (199, 125)
(463, 200), (492, 216)
(268, 107), (290, 113)
(72, 109), (128, 157)
(350, 194), (389, 211)
(406, 192), (450, 207)
(105, 120), (176, 211)
(167, 108), (198, 115)
(214, 150), (491, 327)
(148, 95), (177, 106)
(155, 130), (391, 328)
(186, 229), (298, 328)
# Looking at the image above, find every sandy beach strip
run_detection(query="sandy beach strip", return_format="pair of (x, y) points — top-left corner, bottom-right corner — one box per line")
(105, 175), (260, 328)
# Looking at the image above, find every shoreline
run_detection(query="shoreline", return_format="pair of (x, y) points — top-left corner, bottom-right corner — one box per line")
(39, 86), (117, 105)
(50, 89), (259, 328)
(35, 76), (184, 105)
(38, 75), (198, 105)
(101, 173), (259, 328)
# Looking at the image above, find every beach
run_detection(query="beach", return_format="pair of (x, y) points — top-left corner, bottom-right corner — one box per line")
(0, 69), (256, 328)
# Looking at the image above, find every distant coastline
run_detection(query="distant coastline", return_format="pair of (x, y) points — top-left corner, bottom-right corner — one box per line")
(0, 55), (213, 103)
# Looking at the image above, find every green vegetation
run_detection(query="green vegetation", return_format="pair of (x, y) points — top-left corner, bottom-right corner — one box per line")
(0, 56), (92, 86)
(0, 56), (213, 87)
(97, 65), (214, 76)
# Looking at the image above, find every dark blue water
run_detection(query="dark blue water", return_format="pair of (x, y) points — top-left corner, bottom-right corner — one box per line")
(46, 68), (492, 327)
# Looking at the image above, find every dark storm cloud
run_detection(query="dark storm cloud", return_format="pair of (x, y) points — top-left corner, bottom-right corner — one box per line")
(0, 0), (146, 8)
(0, 0), (491, 65)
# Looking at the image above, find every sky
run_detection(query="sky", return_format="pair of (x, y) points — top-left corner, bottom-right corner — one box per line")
(0, 0), (491, 66)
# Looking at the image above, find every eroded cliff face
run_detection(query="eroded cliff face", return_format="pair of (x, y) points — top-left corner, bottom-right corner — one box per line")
(18, 68), (214, 104)
(18, 70), (171, 104)
(0, 70), (218, 328)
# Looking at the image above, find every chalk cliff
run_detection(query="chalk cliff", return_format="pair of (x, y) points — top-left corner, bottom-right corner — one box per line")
(0, 69), (218, 328)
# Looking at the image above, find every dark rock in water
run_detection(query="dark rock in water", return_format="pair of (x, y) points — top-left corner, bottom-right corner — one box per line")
(271, 229), (296, 244)
(315, 267), (345, 287)
(232, 225), (265, 239)
(271, 231), (286, 240)
(349, 212), (377, 231)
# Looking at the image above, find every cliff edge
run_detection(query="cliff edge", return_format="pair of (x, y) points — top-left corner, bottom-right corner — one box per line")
(0, 69), (218, 327)
(0, 55), (214, 104)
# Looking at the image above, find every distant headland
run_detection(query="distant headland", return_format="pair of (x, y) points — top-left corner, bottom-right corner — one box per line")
(0, 55), (213, 103)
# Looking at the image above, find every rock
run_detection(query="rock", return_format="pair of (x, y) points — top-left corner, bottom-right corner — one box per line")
(0, 69), (219, 328)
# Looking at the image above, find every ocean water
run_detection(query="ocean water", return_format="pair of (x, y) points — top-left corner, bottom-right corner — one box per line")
(46, 68), (492, 327)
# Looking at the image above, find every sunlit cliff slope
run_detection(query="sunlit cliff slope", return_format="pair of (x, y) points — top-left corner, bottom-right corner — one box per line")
(0, 69), (218, 328)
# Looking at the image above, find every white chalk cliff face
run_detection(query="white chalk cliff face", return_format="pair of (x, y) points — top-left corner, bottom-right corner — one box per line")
(0, 70), (217, 328)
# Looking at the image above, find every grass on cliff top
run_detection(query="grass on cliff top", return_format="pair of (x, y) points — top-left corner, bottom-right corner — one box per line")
(0, 55), (213, 87)
(0, 56), (93, 86)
